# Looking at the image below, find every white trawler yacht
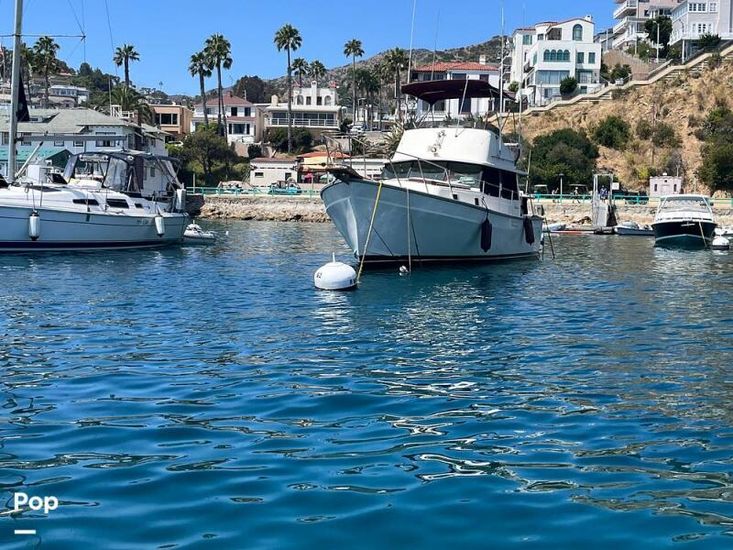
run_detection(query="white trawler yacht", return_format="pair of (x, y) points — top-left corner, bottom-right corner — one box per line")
(0, 0), (188, 251)
(321, 80), (543, 265)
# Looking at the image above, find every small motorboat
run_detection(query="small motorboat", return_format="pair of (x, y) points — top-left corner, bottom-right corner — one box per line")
(615, 221), (654, 236)
(543, 222), (566, 233)
(183, 223), (217, 244)
(715, 225), (733, 238)
(652, 194), (717, 248)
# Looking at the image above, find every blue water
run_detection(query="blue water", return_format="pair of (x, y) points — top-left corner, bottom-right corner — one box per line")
(2, 222), (733, 549)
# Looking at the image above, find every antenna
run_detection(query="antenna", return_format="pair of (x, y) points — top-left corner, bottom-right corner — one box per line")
(407, 0), (417, 78)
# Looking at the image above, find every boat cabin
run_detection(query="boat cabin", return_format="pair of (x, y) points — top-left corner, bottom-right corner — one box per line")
(63, 152), (182, 199)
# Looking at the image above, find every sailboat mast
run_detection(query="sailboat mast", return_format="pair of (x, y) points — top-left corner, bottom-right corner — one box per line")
(8, 0), (24, 184)
(498, 0), (505, 143)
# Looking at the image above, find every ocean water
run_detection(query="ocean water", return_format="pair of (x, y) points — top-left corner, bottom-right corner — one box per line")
(2, 221), (733, 549)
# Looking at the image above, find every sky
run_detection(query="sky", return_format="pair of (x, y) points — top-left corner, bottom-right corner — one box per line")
(0, 0), (616, 95)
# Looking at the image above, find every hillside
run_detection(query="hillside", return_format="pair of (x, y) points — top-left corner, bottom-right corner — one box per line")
(264, 37), (504, 93)
(512, 57), (733, 193)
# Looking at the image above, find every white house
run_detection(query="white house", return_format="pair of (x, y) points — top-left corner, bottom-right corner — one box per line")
(249, 157), (298, 188)
(510, 16), (603, 107)
(671, 0), (733, 59)
(409, 58), (502, 119)
(256, 81), (342, 139)
(612, 0), (683, 50)
(48, 84), (90, 107)
(192, 91), (257, 150)
(0, 107), (167, 176)
(650, 174), (684, 197)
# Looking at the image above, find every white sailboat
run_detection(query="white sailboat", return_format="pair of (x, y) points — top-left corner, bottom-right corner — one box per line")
(321, 80), (543, 265)
(0, 0), (188, 251)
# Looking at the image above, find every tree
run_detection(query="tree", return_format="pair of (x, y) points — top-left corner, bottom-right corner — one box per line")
(354, 67), (380, 128)
(188, 51), (212, 127)
(508, 81), (519, 93)
(527, 129), (599, 190)
(113, 44), (140, 88)
(309, 60), (326, 85)
(697, 106), (733, 191)
(559, 77), (577, 96)
(593, 115), (631, 150)
(698, 33), (721, 52)
(610, 63), (632, 82)
(205, 34), (233, 137)
(247, 144), (263, 159)
(109, 86), (153, 124)
(292, 57), (309, 87)
(644, 16), (672, 57)
(266, 127), (313, 153)
(180, 124), (237, 185)
(383, 48), (408, 122)
(274, 24), (302, 154)
(33, 36), (60, 108)
(344, 39), (364, 123)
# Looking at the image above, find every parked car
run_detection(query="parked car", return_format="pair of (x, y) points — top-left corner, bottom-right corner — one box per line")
(269, 180), (302, 195)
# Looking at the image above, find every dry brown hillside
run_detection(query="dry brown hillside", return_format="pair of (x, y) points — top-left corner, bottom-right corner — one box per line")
(510, 57), (733, 193)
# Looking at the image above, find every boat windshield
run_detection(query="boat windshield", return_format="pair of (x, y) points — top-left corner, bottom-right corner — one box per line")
(64, 155), (108, 181)
(383, 160), (483, 186)
(103, 156), (130, 191)
(382, 160), (520, 199)
(660, 196), (711, 212)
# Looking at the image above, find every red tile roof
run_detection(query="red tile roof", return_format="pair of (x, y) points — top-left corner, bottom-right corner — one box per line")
(195, 93), (253, 109)
(297, 151), (350, 159)
(413, 62), (498, 73)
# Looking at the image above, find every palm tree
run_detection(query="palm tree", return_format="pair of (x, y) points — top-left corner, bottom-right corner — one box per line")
(355, 68), (380, 129)
(309, 60), (326, 85)
(110, 86), (153, 125)
(383, 48), (408, 122)
(113, 44), (140, 88)
(274, 24), (302, 154)
(344, 39), (364, 123)
(205, 34), (233, 137)
(292, 57), (309, 87)
(189, 51), (212, 127)
(32, 36), (59, 108)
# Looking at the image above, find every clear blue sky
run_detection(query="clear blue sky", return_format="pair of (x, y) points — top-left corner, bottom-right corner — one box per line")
(1, 0), (616, 95)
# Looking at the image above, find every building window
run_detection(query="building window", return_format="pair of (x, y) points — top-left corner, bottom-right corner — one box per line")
(54, 140), (64, 147)
(244, 107), (251, 117)
(306, 97), (312, 105)
(588, 52), (596, 64)
(231, 107), (238, 117)
(324, 96), (332, 105)
(296, 96), (304, 105)
(254, 172), (264, 178)
(523, 34), (532, 45)
(156, 113), (179, 125)
(577, 52), (584, 64)
(96, 132), (116, 147)
(548, 28), (562, 41)
(453, 73), (467, 80)
(74, 140), (83, 147)
(573, 24), (583, 41)
(317, 97), (322, 105)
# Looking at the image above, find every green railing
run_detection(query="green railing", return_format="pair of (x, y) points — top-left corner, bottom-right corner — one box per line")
(532, 194), (733, 208)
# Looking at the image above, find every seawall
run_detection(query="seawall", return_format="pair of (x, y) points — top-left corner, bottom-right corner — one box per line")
(197, 195), (733, 226)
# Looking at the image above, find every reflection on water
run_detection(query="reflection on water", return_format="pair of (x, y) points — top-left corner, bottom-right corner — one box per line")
(1, 225), (733, 548)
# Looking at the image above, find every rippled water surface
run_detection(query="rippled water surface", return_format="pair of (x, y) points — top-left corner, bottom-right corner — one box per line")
(2, 221), (733, 549)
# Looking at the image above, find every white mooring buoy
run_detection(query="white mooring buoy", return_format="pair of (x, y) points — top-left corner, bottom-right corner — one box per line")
(712, 236), (730, 250)
(314, 254), (357, 291)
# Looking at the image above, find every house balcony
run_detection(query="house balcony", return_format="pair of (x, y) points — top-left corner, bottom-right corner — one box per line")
(614, 0), (638, 20)
(268, 117), (339, 129)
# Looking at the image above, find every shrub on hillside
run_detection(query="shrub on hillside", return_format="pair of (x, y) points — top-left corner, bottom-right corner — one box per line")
(699, 33), (721, 51)
(593, 115), (631, 150)
(266, 128), (314, 153)
(636, 119), (653, 140)
(526, 128), (598, 191)
(652, 122), (680, 147)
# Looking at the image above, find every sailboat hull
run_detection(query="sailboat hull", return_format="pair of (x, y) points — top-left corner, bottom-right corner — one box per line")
(322, 178), (543, 265)
(0, 204), (187, 251)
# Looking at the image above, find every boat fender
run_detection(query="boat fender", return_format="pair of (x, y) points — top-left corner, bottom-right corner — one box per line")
(154, 215), (165, 237)
(523, 216), (535, 245)
(175, 189), (187, 212)
(480, 218), (492, 252)
(28, 211), (40, 241)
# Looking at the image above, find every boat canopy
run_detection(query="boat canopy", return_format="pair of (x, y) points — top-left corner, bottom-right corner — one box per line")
(401, 79), (514, 105)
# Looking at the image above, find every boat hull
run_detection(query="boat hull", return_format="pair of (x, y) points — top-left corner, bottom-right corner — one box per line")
(653, 220), (717, 248)
(0, 204), (188, 251)
(321, 179), (543, 265)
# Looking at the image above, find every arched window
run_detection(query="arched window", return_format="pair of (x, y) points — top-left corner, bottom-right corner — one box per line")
(564, 50), (570, 61)
(324, 96), (332, 105)
(296, 95), (304, 105)
(543, 50), (550, 62)
(573, 24), (583, 41)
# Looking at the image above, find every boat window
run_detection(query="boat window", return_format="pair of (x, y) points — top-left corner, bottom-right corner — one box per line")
(661, 197), (710, 212)
(72, 198), (99, 205)
(106, 199), (129, 209)
(482, 167), (519, 199)
(103, 157), (128, 191)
